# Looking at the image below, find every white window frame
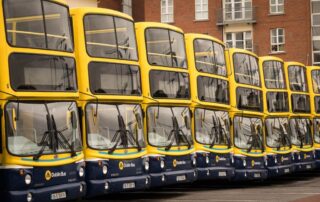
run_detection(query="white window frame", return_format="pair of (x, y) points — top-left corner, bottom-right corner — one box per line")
(195, 0), (208, 20)
(224, 0), (252, 21)
(312, 0), (320, 65)
(269, 0), (284, 14)
(225, 31), (253, 51)
(161, 0), (174, 23)
(270, 28), (285, 53)
(122, 0), (132, 16)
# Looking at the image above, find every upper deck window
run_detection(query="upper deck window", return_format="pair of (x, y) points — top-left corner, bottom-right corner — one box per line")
(288, 65), (308, 92)
(291, 94), (310, 113)
(236, 87), (263, 112)
(145, 28), (187, 68)
(9, 53), (77, 92)
(88, 62), (141, 96)
(312, 70), (320, 94)
(197, 76), (229, 104)
(193, 39), (227, 76)
(233, 53), (260, 87)
(149, 70), (189, 99)
(263, 60), (286, 89)
(84, 14), (138, 60)
(4, 0), (73, 51)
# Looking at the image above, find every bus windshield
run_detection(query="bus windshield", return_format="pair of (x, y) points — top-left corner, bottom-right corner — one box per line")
(149, 70), (189, 99)
(9, 53), (77, 92)
(4, 0), (73, 51)
(288, 65), (308, 92)
(86, 104), (145, 151)
(263, 60), (286, 89)
(146, 28), (187, 68)
(197, 76), (229, 104)
(312, 70), (320, 94)
(194, 109), (231, 147)
(236, 87), (263, 112)
(267, 92), (289, 112)
(84, 14), (137, 60)
(291, 94), (310, 113)
(193, 39), (227, 76)
(6, 102), (82, 157)
(88, 62), (141, 95)
(147, 106), (192, 149)
(265, 118), (291, 149)
(233, 53), (260, 86)
(289, 118), (312, 147)
(314, 118), (320, 144)
(234, 116), (263, 151)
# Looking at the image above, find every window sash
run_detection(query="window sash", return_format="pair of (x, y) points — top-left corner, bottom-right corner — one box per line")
(269, 0), (284, 14)
(225, 31), (252, 51)
(161, 0), (174, 23)
(195, 0), (208, 20)
(270, 28), (285, 52)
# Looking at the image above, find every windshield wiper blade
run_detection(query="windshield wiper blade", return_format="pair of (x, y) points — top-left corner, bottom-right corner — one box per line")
(33, 104), (76, 160)
(295, 121), (305, 148)
(109, 105), (142, 154)
(247, 124), (264, 152)
(209, 116), (219, 148)
(165, 108), (191, 151)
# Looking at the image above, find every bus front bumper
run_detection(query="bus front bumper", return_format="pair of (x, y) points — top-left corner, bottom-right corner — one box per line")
(86, 174), (150, 198)
(149, 169), (197, 187)
(267, 164), (294, 177)
(294, 161), (316, 172)
(233, 169), (268, 181)
(196, 166), (235, 180)
(3, 181), (86, 202)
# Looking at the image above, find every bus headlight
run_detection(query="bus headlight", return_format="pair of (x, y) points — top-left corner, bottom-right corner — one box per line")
(230, 154), (234, 164)
(264, 157), (268, 167)
(298, 154), (301, 160)
(205, 155), (210, 164)
(25, 174), (32, 185)
(274, 156), (278, 164)
(102, 165), (108, 175)
(160, 160), (165, 169)
(27, 193), (32, 202)
(79, 167), (85, 177)
(313, 150), (316, 159)
(144, 160), (150, 171)
(291, 153), (295, 161)
(243, 159), (247, 167)
(192, 155), (197, 166)
(104, 182), (109, 190)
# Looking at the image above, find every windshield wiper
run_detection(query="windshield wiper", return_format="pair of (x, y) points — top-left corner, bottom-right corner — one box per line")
(209, 115), (219, 148)
(295, 120), (305, 148)
(276, 120), (291, 150)
(108, 105), (142, 154)
(247, 123), (264, 152)
(33, 103), (76, 160)
(165, 108), (191, 151)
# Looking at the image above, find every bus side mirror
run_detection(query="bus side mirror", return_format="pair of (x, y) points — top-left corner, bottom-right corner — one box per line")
(184, 115), (190, 130)
(12, 108), (17, 131)
(67, 111), (78, 129)
(135, 113), (143, 129)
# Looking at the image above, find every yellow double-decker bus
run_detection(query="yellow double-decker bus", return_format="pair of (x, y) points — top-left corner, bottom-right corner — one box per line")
(284, 62), (315, 171)
(135, 22), (196, 187)
(307, 65), (320, 168)
(185, 34), (235, 180)
(71, 8), (150, 197)
(259, 56), (293, 177)
(226, 48), (267, 181)
(0, 0), (85, 201)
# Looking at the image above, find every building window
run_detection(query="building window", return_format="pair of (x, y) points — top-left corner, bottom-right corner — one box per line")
(270, 28), (285, 53)
(225, 31), (252, 51)
(122, 0), (132, 16)
(312, 0), (320, 65)
(224, 0), (252, 21)
(269, 0), (284, 14)
(161, 0), (174, 23)
(195, 0), (208, 20)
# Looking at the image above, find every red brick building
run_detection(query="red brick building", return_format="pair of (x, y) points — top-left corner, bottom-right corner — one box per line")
(96, 0), (318, 65)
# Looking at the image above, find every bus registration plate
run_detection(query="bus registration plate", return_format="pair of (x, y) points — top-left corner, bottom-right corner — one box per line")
(123, 182), (135, 189)
(218, 171), (227, 177)
(51, 192), (66, 200)
(306, 165), (312, 169)
(284, 168), (290, 173)
(254, 173), (261, 178)
(176, 175), (186, 182)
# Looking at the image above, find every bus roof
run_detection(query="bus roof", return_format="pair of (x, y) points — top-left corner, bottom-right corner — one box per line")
(135, 22), (184, 33)
(185, 33), (224, 46)
(227, 47), (258, 58)
(259, 56), (284, 63)
(70, 7), (134, 22)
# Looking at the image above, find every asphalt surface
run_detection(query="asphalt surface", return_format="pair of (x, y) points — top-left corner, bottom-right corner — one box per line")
(80, 170), (320, 202)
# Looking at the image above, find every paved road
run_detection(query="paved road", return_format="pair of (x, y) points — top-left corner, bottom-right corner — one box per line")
(81, 170), (320, 202)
